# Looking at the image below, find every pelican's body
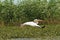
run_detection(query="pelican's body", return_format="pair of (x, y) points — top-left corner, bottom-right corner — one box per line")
(21, 19), (44, 28)
(22, 22), (40, 27)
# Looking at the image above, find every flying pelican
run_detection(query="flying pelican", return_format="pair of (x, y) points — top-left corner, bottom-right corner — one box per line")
(21, 19), (45, 28)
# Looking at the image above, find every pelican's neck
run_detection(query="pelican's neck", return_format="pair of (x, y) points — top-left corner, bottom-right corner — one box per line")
(34, 21), (38, 24)
(33, 19), (39, 24)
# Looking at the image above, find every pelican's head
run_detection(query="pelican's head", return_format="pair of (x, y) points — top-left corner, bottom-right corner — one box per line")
(34, 19), (43, 24)
(34, 19), (38, 22)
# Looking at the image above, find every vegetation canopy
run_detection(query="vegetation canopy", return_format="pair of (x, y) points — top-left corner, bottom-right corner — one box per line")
(0, 0), (60, 26)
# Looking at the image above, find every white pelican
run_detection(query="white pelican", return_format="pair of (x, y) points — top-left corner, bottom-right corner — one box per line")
(21, 19), (45, 28)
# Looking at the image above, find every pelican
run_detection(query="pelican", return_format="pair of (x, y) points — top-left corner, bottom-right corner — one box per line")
(21, 19), (45, 28)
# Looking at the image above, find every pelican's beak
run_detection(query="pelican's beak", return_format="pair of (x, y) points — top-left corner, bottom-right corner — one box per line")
(34, 19), (43, 22)
(37, 20), (43, 22)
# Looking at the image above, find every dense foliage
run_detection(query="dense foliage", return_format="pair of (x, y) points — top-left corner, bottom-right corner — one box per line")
(0, 0), (60, 25)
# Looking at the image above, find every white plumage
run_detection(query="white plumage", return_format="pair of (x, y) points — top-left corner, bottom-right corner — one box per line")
(22, 22), (40, 27)
(21, 19), (43, 28)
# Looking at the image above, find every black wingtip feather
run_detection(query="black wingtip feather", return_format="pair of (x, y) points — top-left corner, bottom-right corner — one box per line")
(42, 25), (45, 28)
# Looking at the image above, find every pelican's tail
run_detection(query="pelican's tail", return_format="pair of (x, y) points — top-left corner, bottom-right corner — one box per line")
(20, 24), (25, 27)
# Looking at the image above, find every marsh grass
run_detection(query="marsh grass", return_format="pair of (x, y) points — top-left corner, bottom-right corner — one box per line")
(0, 24), (60, 39)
